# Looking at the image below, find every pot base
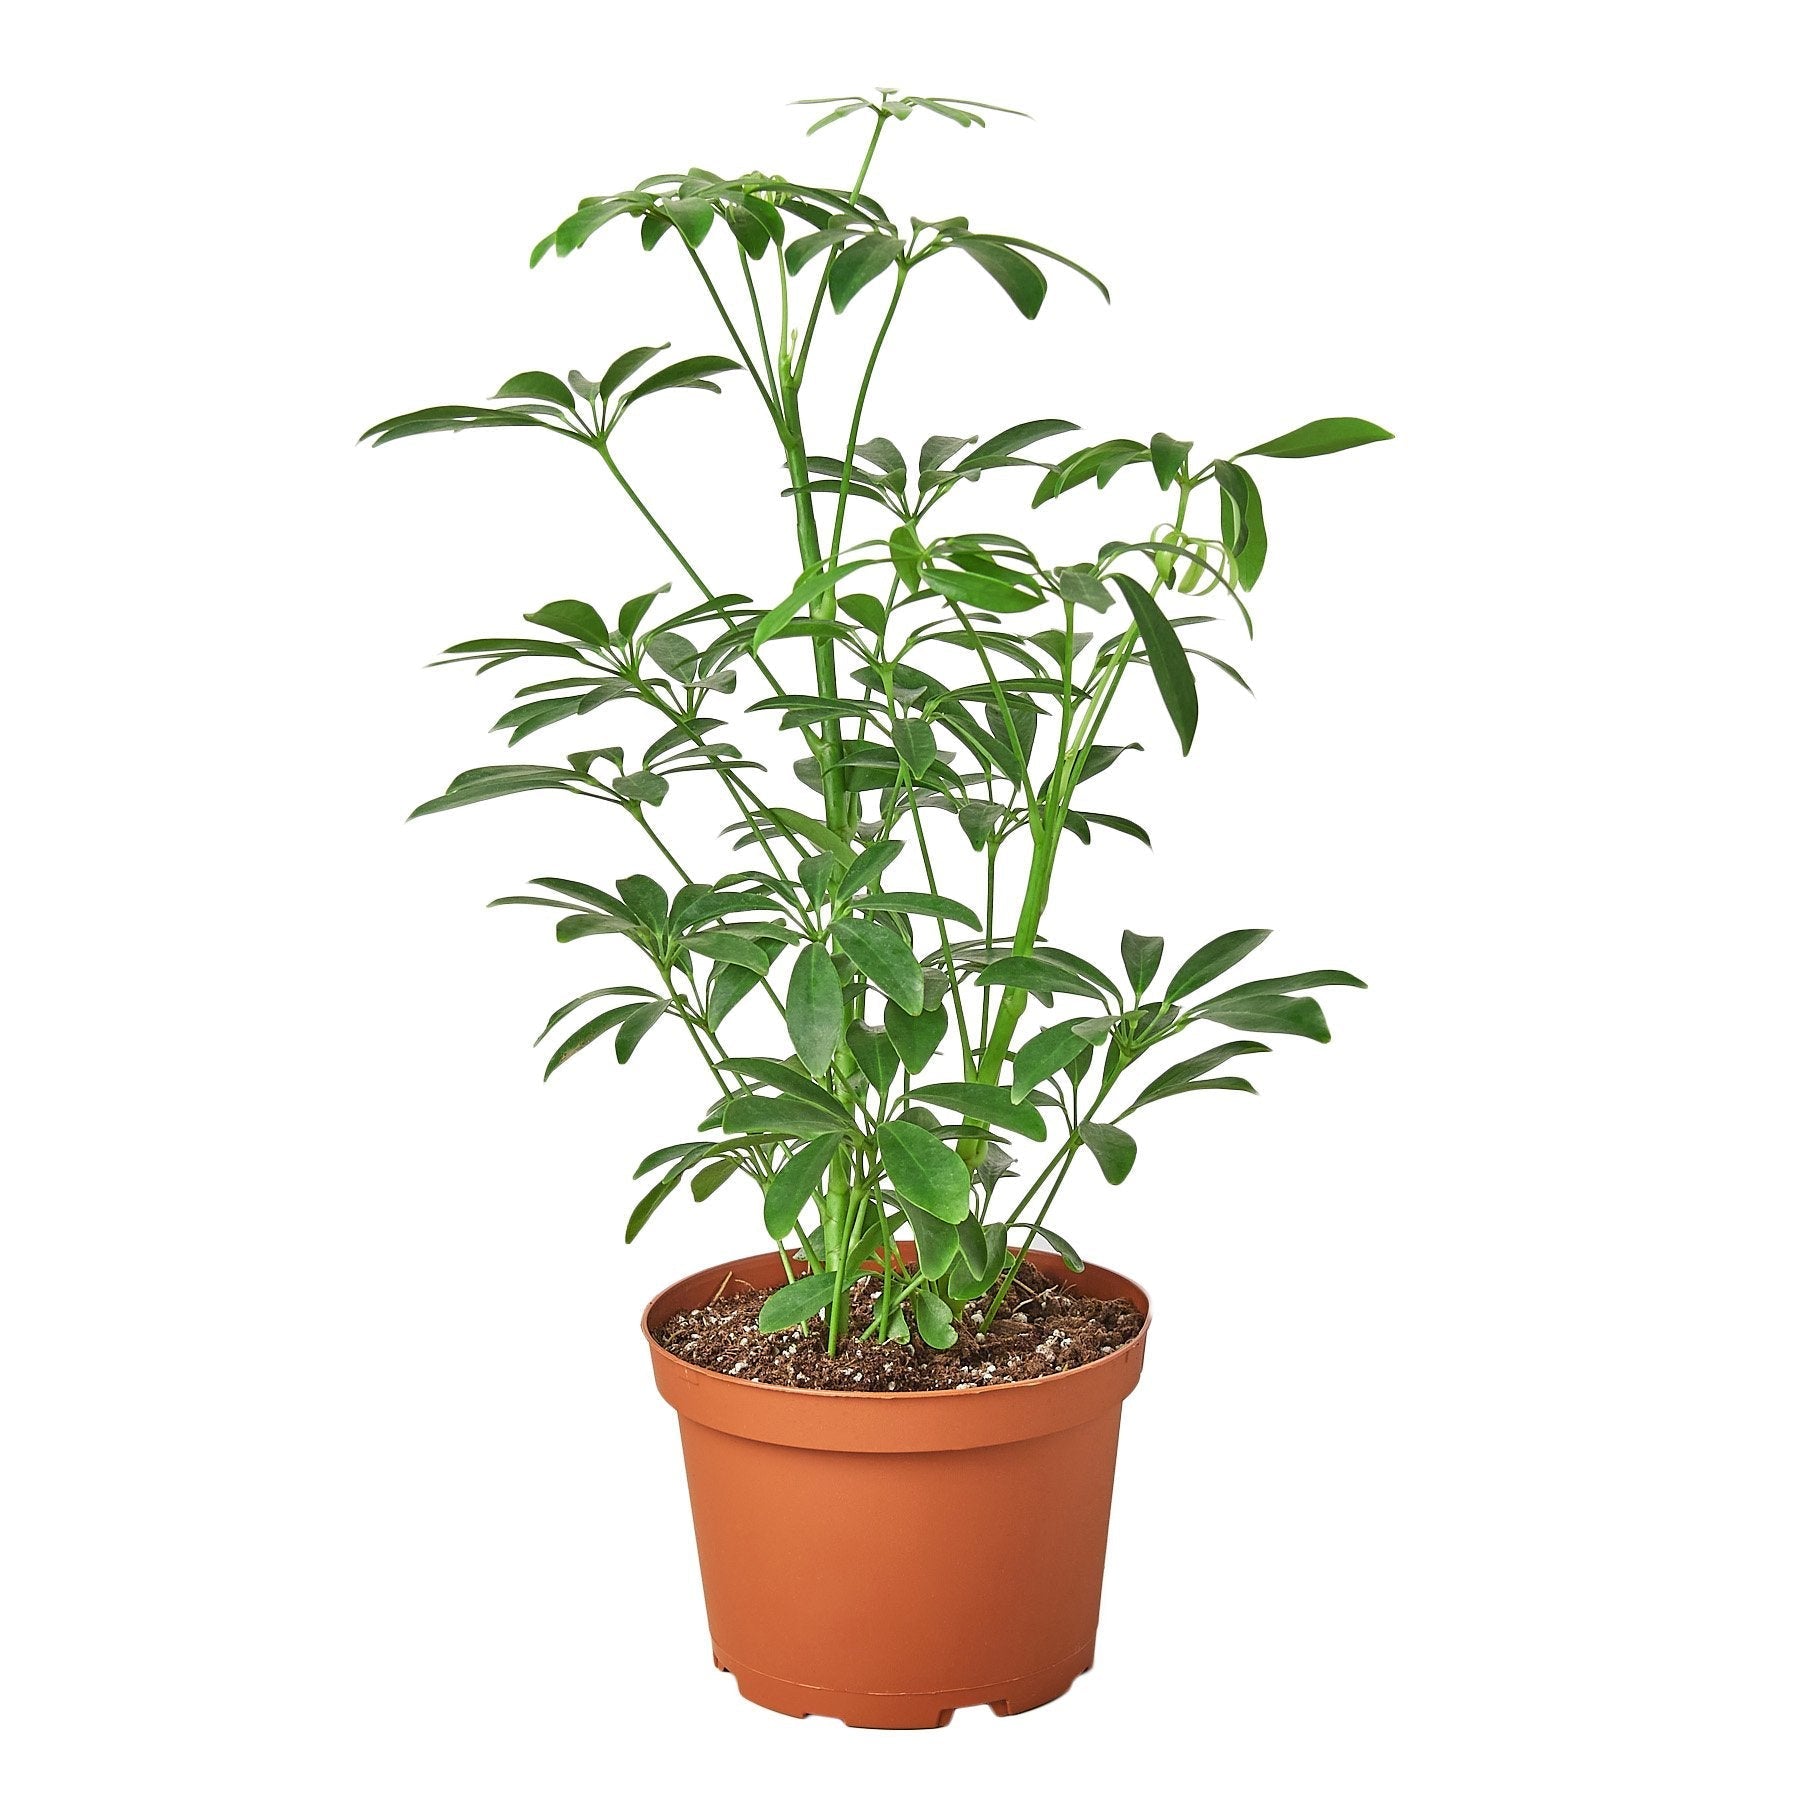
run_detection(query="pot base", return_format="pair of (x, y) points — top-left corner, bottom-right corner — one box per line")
(712, 1640), (1096, 1729)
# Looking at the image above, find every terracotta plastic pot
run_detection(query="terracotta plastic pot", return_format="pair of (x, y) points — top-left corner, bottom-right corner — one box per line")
(641, 1247), (1151, 1728)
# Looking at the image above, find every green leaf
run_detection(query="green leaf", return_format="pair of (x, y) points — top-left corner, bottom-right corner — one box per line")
(840, 836), (905, 898)
(1010, 1020), (1092, 1100)
(1196, 993), (1331, 1042)
(1030, 1224), (1085, 1271)
(360, 404), (548, 447)
(832, 917), (925, 1015)
(974, 955), (1106, 1003)
(642, 629), (700, 680)
(720, 1095), (846, 1138)
(854, 437), (905, 479)
(854, 890), (981, 930)
(1165, 929), (1272, 1000)
(829, 232), (902, 310)
(706, 963), (761, 1032)
(662, 196), (714, 248)
(786, 943), (844, 1077)
(846, 1022), (900, 1095)
(1036, 946), (1123, 1003)
(895, 1197), (958, 1279)
(930, 566), (1045, 614)
(1128, 1040), (1270, 1109)
(1082, 811), (1152, 847)
(952, 237), (1047, 318)
(757, 1272), (837, 1333)
(764, 807), (856, 866)
(1149, 432), (1192, 490)
(624, 1170), (682, 1243)
(553, 914), (636, 944)
(532, 985), (658, 1047)
(682, 931), (770, 974)
(805, 100), (866, 136)
(616, 874), (669, 932)
(715, 1056), (849, 1117)
(955, 799), (1008, 849)
(885, 1000), (948, 1075)
(877, 1122), (972, 1223)
(959, 418), (1080, 466)
(1215, 459), (1269, 590)
(909, 1082), (1048, 1142)
(623, 354), (741, 404)
(614, 998), (669, 1062)
(912, 1287), (959, 1350)
(495, 370), (577, 410)
(893, 719), (939, 776)
(839, 592), (887, 634)
(543, 1002), (645, 1078)
(1115, 573), (1197, 754)
(612, 770), (670, 807)
(1080, 1121), (1138, 1185)
(1207, 970), (1367, 1001)
(1054, 566), (1115, 611)
(598, 343), (669, 401)
(1240, 417), (1393, 459)
(1030, 438), (1147, 506)
(753, 556), (883, 652)
(523, 599), (608, 646)
(952, 1219), (1007, 1297)
(1120, 929), (1164, 998)
(408, 771), (576, 817)
(616, 588), (664, 638)
(691, 1159), (738, 1201)
(762, 1135), (843, 1239)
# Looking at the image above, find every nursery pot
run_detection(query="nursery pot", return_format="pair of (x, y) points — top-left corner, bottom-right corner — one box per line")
(641, 1247), (1151, 1729)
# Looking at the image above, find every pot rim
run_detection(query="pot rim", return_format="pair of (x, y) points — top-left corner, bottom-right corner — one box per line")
(640, 1244), (1152, 1405)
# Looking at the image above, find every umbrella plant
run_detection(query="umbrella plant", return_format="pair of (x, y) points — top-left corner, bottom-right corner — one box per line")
(365, 90), (1389, 1358)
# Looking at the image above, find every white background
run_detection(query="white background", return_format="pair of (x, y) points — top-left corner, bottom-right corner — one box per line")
(4, 3), (1795, 1795)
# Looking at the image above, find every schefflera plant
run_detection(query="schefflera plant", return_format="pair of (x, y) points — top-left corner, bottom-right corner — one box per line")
(366, 90), (1390, 1357)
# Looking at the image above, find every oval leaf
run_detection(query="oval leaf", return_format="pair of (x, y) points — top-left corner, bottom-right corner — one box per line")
(829, 233), (902, 311)
(911, 1286), (959, 1350)
(908, 1081), (1048, 1142)
(895, 1196), (959, 1279)
(953, 238), (1047, 319)
(1196, 993), (1331, 1042)
(885, 1000), (948, 1075)
(1079, 1120), (1138, 1186)
(786, 944), (844, 1077)
(762, 1135), (843, 1239)
(1239, 417), (1393, 460)
(757, 1272), (837, 1333)
(1165, 929), (1272, 1000)
(877, 1121), (971, 1223)
(832, 917), (925, 1015)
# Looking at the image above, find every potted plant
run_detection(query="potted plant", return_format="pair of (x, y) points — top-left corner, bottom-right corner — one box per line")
(364, 88), (1389, 1728)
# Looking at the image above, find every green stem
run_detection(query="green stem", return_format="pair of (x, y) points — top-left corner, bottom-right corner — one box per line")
(980, 1147), (1079, 1326)
(737, 245), (780, 400)
(593, 439), (797, 715)
(902, 785), (977, 1077)
(970, 487), (1200, 1105)
(828, 268), (907, 567)
(630, 807), (692, 885)
(679, 240), (780, 424)
(775, 412), (848, 837)
(795, 111), (888, 382)
(827, 1187), (870, 1354)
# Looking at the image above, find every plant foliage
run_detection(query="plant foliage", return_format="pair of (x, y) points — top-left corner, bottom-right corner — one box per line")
(366, 89), (1389, 1352)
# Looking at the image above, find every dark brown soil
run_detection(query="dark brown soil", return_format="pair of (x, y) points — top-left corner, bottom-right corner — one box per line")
(656, 1263), (1145, 1392)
